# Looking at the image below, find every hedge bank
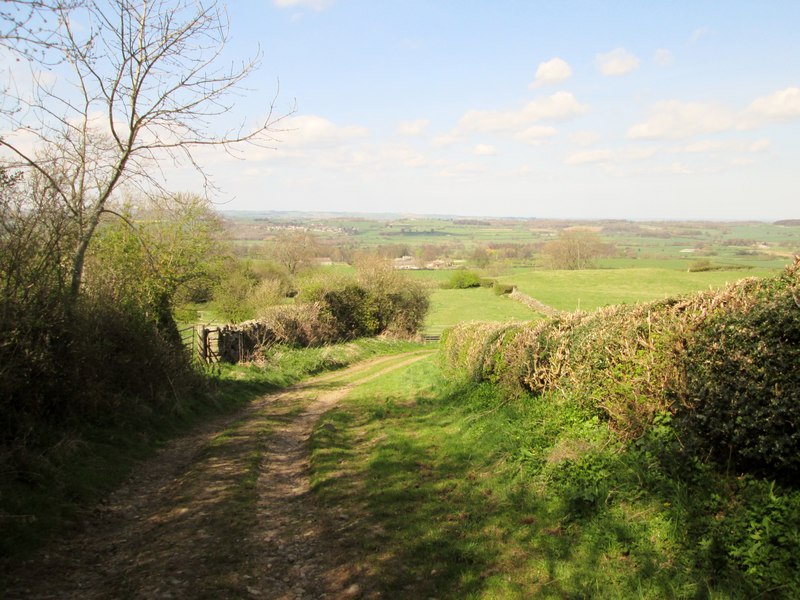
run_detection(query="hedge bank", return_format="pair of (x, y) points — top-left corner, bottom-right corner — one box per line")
(442, 258), (800, 482)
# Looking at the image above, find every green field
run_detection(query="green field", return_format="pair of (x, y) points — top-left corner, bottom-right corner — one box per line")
(423, 287), (538, 336)
(501, 266), (781, 312)
(225, 213), (800, 262)
(206, 213), (800, 331)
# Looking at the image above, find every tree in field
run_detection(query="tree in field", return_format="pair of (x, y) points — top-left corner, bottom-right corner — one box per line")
(269, 230), (320, 275)
(471, 245), (491, 268)
(0, 0), (287, 300)
(541, 229), (615, 270)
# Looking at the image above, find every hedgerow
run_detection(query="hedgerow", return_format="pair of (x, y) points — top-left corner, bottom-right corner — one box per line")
(218, 267), (431, 361)
(442, 258), (800, 594)
(444, 270), (482, 289)
(442, 257), (800, 481)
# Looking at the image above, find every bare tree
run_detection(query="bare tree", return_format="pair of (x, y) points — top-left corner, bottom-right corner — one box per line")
(541, 229), (616, 270)
(0, 1), (84, 55)
(0, 0), (288, 299)
(269, 230), (320, 275)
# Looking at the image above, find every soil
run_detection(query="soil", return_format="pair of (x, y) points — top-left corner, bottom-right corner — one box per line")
(1, 351), (432, 599)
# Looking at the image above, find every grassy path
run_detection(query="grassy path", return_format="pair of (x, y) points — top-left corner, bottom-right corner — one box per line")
(308, 356), (726, 599)
(1, 350), (432, 599)
(4, 348), (780, 598)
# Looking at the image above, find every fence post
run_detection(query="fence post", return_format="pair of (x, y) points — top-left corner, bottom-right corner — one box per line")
(199, 326), (209, 363)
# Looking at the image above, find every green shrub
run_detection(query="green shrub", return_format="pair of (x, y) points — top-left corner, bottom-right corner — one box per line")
(493, 283), (515, 295)
(318, 280), (429, 340)
(549, 453), (613, 518)
(223, 263), (431, 358)
(322, 284), (376, 339)
(0, 290), (201, 447)
(212, 261), (260, 322)
(687, 259), (715, 272)
(720, 480), (800, 594)
(445, 270), (482, 289)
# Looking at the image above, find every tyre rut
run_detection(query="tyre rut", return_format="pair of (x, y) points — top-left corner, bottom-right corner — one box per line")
(2, 350), (433, 599)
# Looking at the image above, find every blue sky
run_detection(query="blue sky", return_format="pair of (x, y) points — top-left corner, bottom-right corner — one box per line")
(182, 2), (800, 219)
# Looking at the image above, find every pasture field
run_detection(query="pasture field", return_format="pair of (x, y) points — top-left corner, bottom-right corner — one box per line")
(423, 287), (538, 337)
(597, 256), (791, 269)
(197, 212), (800, 332)
(502, 266), (781, 312)
(224, 212), (800, 261)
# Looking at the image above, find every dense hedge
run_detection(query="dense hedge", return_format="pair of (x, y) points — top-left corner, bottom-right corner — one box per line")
(442, 258), (800, 481)
(444, 270), (482, 289)
(0, 293), (200, 446)
(678, 274), (800, 478)
(219, 275), (431, 362)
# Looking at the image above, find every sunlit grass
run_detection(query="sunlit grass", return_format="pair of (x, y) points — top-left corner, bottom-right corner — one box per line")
(310, 356), (750, 598)
(423, 287), (538, 336)
(502, 266), (780, 312)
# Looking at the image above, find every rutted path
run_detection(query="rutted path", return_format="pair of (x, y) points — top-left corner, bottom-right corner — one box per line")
(2, 350), (433, 599)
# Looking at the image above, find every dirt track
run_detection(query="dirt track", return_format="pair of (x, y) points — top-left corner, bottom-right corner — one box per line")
(2, 351), (432, 599)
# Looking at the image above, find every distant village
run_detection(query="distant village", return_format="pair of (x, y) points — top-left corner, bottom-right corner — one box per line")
(392, 255), (455, 270)
(253, 219), (355, 235)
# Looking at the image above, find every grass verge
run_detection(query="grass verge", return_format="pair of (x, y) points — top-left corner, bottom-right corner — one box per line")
(311, 356), (799, 598)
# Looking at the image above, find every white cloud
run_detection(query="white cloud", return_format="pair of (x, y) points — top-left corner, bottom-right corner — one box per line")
(473, 144), (497, 156)
(397, 119), (430, 136)
(430, 133), (461, 147)
(680, 139), (770, 154)
(439, 162), (487, 178)
(565, 149), (613, 165)
(565, 146), (658, 166)
(744, 87), (800, 123)
(514, 125), (557, 144)
(569, 131), (600, 147)
(341, 144), (435, 171)
(749, 138), (771, 152)
(654, 49), (674, 67)
(690, 27), (712, 44)
(656, 162), (692, 174)
(455, 91), (588, 136)
(682, 140), (728, 154)
(630, 87), (800, 141)
(530, 57), (572, 88)
(274, 0), (334, 10)
(596, 48), (640, 76)
(628, 101), (734, 139)
(280, 115), (368, 148)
